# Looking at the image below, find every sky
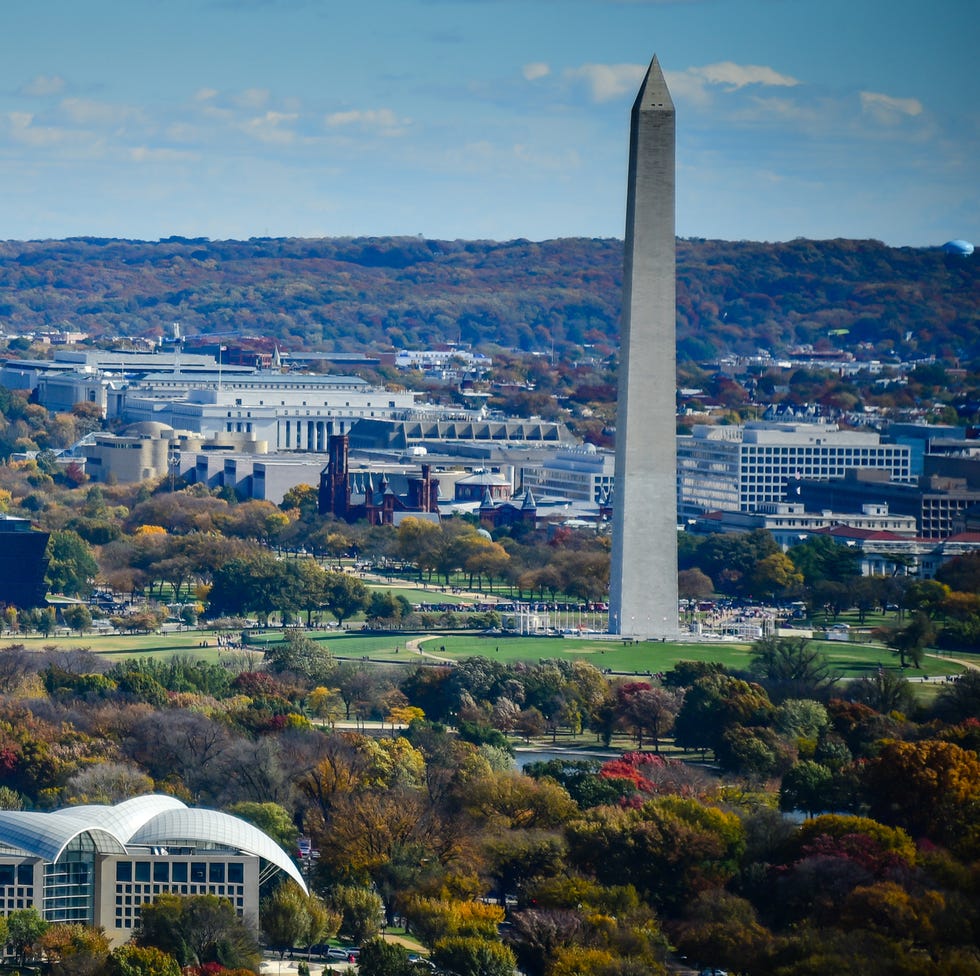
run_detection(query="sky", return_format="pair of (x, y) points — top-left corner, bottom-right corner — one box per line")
(0, 0), (976, 247)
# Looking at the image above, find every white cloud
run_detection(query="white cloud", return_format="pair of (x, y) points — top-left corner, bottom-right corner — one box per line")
(194, 88), (219, 103)
(324, 108), (409, 135)
(234, 88), (271, 110)
(129, 146), (198, 163)
(666, 61), (800, 107)
(241, 110), (299, 144)
(860, 90), (923, 124)
(3, 111), (83, 148)
(695, 61), (800, 90)
(522, 62), (550, 82)
(20, 75), (66, 97)
(59, 98), (141, 127)
(565, 63), (646, 102)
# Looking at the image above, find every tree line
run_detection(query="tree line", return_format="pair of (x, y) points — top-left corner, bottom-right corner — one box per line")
(0, 633), (978, 974)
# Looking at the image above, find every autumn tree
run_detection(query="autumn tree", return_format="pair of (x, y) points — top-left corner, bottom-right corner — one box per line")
(39, 923), (111, 976)
(565, 796), (746, 913)
(861, 739), (980, 856)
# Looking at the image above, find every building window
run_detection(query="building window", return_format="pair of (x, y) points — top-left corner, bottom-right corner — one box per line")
(135, 862), (151, 883)
(116, 863), (132, 883)
(209, 863), (225, 884)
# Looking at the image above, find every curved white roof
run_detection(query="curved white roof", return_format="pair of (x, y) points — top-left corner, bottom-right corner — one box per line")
(51, 794), (188, 840)
(0, 810), (126, 861)
(0, 796), (306, 893)
(129, 807), (307, 892)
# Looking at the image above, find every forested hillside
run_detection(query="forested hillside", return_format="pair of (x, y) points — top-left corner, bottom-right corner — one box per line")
(0, 235), (977, 362)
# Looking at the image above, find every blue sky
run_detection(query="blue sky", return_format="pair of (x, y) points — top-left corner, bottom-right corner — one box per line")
(1, 0), (975, 246)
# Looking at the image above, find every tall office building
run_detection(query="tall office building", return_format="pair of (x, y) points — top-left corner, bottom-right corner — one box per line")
(609, 55), (679, 639)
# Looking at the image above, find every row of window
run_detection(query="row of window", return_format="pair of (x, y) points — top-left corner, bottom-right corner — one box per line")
(116, 861), (245, 885)
(117, 884), (243, 902)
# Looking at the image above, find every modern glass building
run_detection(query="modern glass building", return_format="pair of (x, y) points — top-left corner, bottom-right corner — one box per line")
(0, 796), (306, 945)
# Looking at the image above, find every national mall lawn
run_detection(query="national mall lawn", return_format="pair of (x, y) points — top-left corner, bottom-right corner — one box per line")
(7, 624), (967, 685)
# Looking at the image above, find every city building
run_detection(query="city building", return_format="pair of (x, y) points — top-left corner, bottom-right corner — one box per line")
(453, 470), (512, 503)
(0, 795), (305, 946)
(796, 468), (980, 540)
(123, 375), (418, 448)
(479, 488), (538, 530)
(347, 416), (574, 452)
(677, 422), (913, 518)
(689, 501), (918, 550)
(83, 423), (268, 485)
(520, 445), (615, 504)
(318, 434), (441, 525)
(0, 516), (49, 609)
(394, 348), (492, 376)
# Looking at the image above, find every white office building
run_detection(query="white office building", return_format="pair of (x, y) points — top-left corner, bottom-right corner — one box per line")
(520, 445), (615, 504)
(122, 375), (418, 450)
(677, 422), (913, 517)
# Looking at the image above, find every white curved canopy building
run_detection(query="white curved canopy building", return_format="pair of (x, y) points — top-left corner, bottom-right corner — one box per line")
(0, 795), (305, 944)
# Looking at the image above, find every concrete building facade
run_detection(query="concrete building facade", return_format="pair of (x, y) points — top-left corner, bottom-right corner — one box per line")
(0, 796), (305, 946)
(520, 446), (615, 504)
(677, 422), (913, 518)
(609, 55), (679, 639)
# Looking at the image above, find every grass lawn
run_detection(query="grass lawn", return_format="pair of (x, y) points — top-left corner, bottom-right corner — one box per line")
(4, 627), (968, 686)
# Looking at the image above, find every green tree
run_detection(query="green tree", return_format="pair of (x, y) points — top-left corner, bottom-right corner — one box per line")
(886, 611), (935, 669)
(226, 802), (299, 852)
(7, 906), (49, 965)
(63, 603), (93, 635)
(673, 673), (774, 759)
(357, 938), (416, 976)
(45, 530), (98, 597)
(330, 886), (384, 945)
(263, 629), (334, 684)
(431, 936), (516, 976)
(780, 760), (835, 817)
(749, 635), (839, 701)
(137, 893), (260, 969)
(323, 571), (369, 625)
(107, 944), (182, 976)
(789, 534), (861, 585)
(261, 883), (310, 959)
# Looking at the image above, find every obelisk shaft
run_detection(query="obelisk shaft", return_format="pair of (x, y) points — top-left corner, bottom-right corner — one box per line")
(609, 56), (679, 640)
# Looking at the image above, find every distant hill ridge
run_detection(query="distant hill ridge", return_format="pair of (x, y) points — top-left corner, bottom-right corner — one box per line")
(0, 236), (976, 361)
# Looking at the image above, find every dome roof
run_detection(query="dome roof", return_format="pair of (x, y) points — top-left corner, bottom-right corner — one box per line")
(0, 795), (306, 892)
(122, 421), (175, 438)
(942, 239), (974, 255)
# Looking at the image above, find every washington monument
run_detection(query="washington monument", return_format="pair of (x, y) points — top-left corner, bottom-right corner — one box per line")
(608, 55), (679, 640)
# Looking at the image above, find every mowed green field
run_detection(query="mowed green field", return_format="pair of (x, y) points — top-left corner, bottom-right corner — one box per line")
(2, 627), (968, 682)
